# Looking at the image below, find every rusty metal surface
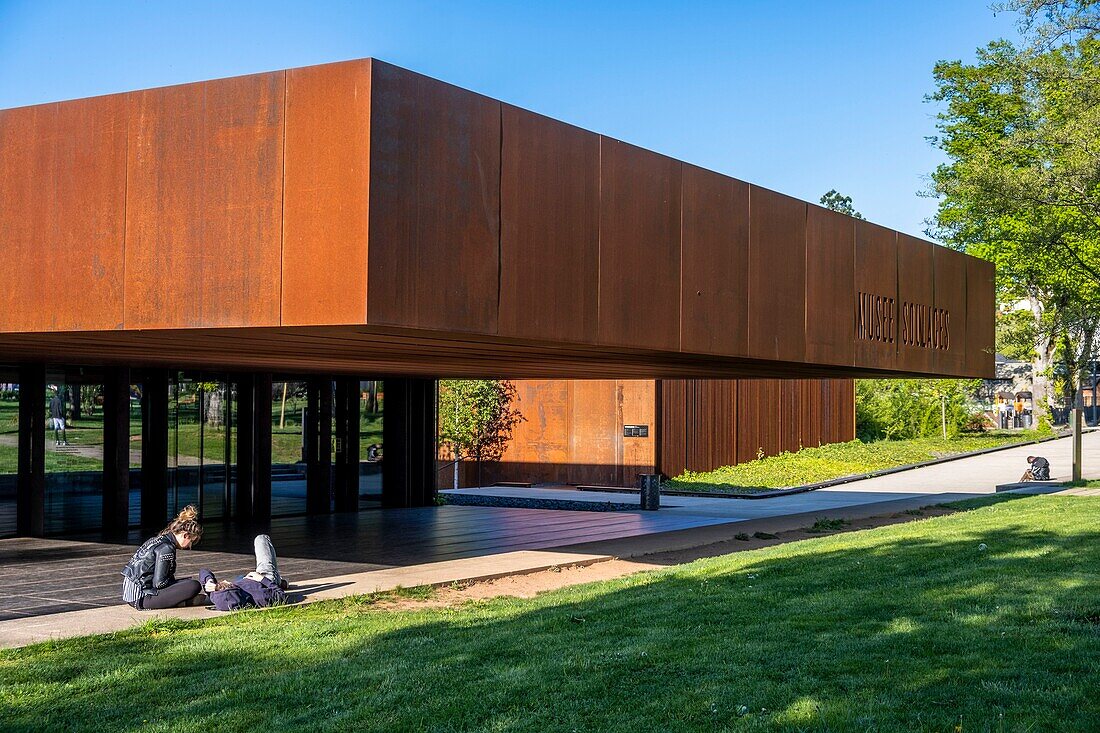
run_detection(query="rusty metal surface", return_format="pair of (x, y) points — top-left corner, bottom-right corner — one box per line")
(853, 220), (898, 371)
(896, 233), (935, 374)
(933, 244), (968, 375)
(368, 60), (501, 334)
(125, 73), (283, 328)
(0, 103), (53, 332)
(598, 137), (682, 351)
(283, 61), (371, 326)
(965, 257), (996, 378)
(50, 96), (128, 331)
(124, 81), (206, 328)
(487, 379), (655, 486)
(680, 164), (749, 356)
(736, 379), (783, 463)
(748, 186), (806, 362)
(805, 205), (855, 366)
(0, 58), (994, 381)
(499, 104), (599, 343)
(200, 72), (284, 327)
(1, 97), (127, 332)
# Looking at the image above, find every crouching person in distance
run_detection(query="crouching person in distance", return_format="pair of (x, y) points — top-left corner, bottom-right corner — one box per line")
(121, 506), (205, 610)
(200, 534), (288, 612)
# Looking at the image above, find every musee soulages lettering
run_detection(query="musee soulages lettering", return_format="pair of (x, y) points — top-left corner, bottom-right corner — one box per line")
(856, 292), (949, 350)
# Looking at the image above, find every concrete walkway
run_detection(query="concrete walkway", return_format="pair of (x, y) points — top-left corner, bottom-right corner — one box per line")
(447, 430), (1100, 519)
(2, 431), (1096, 649)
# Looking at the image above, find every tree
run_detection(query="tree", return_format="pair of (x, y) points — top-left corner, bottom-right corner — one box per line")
(927, 5), (1100, 419)
(438, 380), (525, 489)
(819, 189), (864, 219)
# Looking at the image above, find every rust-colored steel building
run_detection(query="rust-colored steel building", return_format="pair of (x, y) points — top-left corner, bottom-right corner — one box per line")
(0, 58), (994, 538)
(466, 378), (855, 488)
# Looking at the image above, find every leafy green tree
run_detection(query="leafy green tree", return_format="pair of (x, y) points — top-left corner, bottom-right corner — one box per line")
(819, 190), (864, 219)
(997, 307), (1039, 361)
(927, 4), (1100, 418)
(856, 379), (983, 441)
(438, 380), (525, 489)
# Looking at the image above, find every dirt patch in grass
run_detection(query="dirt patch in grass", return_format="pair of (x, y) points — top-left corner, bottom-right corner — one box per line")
(372, 504), (960, 611)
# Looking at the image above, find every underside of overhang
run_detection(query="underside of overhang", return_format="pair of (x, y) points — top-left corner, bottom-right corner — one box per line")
(0, 326), (963, 380)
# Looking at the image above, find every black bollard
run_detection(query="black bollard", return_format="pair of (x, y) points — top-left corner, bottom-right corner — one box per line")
(638, 474), (661, 510)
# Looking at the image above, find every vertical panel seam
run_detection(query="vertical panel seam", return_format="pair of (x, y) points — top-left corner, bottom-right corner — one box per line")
(596, 136), (603, 344)
(279, 70), (288, 326)
(122, 98), (129, 329)
(496, 102), (503, 333)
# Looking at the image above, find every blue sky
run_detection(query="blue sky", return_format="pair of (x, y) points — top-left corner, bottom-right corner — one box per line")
(0, 1), (1019, 239)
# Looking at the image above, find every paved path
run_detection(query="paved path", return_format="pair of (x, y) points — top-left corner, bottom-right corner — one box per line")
(447, 431), (1100, 519)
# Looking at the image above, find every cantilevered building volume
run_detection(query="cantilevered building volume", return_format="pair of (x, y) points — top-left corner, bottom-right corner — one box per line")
(0, 59), (994, 538)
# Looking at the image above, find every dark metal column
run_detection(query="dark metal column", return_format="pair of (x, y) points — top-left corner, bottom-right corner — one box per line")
(382, 378), (437, 508)
(251, 373), (272, 523)
(333, 378), (360, 513)
(235, 374), (255, 523)
(140, 369), (169, 532)
(102, 367), (131, 537)
(16, 364), (46, 537)
(305, 377), (333, 514)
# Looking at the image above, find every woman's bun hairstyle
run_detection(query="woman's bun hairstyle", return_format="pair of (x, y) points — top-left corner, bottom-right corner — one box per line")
(164, 504), (203, 540)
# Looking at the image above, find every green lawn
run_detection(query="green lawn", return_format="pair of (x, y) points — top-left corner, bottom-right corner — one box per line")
(2, 494), (1099, 731)
(667, 431), (1053, 493)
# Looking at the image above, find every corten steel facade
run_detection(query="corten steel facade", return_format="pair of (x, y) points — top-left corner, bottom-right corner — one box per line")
(0, 58), (994, 539)
(461, 379), (855, 488)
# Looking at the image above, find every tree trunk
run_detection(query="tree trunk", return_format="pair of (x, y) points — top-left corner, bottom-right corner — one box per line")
(1030, 297), (1053, 424)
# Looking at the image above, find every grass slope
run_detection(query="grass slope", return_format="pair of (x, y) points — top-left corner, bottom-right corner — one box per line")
(667, 432), (1051, 492)
(3, 495), (1099, 731)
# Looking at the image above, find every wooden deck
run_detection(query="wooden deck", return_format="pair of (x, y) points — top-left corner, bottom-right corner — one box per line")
(0, 505), (734, 620)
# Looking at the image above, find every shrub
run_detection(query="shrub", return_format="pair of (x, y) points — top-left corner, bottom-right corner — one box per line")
(856, 379), (984, 441)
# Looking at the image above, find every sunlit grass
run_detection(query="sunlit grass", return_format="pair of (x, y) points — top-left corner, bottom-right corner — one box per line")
(2, 494), (1099, 731)
(668, 430), (1052, 492)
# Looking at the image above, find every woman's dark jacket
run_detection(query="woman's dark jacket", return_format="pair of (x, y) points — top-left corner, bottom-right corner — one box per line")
(120, 534), (178, 605)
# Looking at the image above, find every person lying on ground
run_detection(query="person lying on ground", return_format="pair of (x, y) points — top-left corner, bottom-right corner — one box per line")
(1020, 455), (1051, 482)
(199, 534), (289, 611)
(120, 505), (205, 610)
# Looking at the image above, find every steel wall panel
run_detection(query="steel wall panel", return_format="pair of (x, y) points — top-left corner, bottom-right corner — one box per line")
(737, 379), (782, 462)
(853, 220), (898, 370)
(934, 245), (968, 375)
(368, 60), (501, 334)
(199, 72), (284, 327)
(0, 104), (53, 332)
(799, 379), (823, 449)
(779, 380), (802, 454)
(497, 380), (573, 479)
(896, 233), (935, 374)
(658, 379), (688, 478)
(748, 187), (806, 362)
(966, 257), (996, 378)
(499, 105), (599, 343)
(284, 60), (370, 326)
(598, 137), (682, 351)
(124, 82), (207, 328)
(621, 379), (656, 483)
(570, 380), (622, 485)
(125, 73), (283, 329)
(48, 96), (127, 331)
(680, 165), (749, 356)
(805, 205), (855, 366)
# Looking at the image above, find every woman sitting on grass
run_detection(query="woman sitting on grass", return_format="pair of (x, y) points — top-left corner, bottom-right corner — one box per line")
(199, 534), (289, 612)
(120, 505), (206, 610)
